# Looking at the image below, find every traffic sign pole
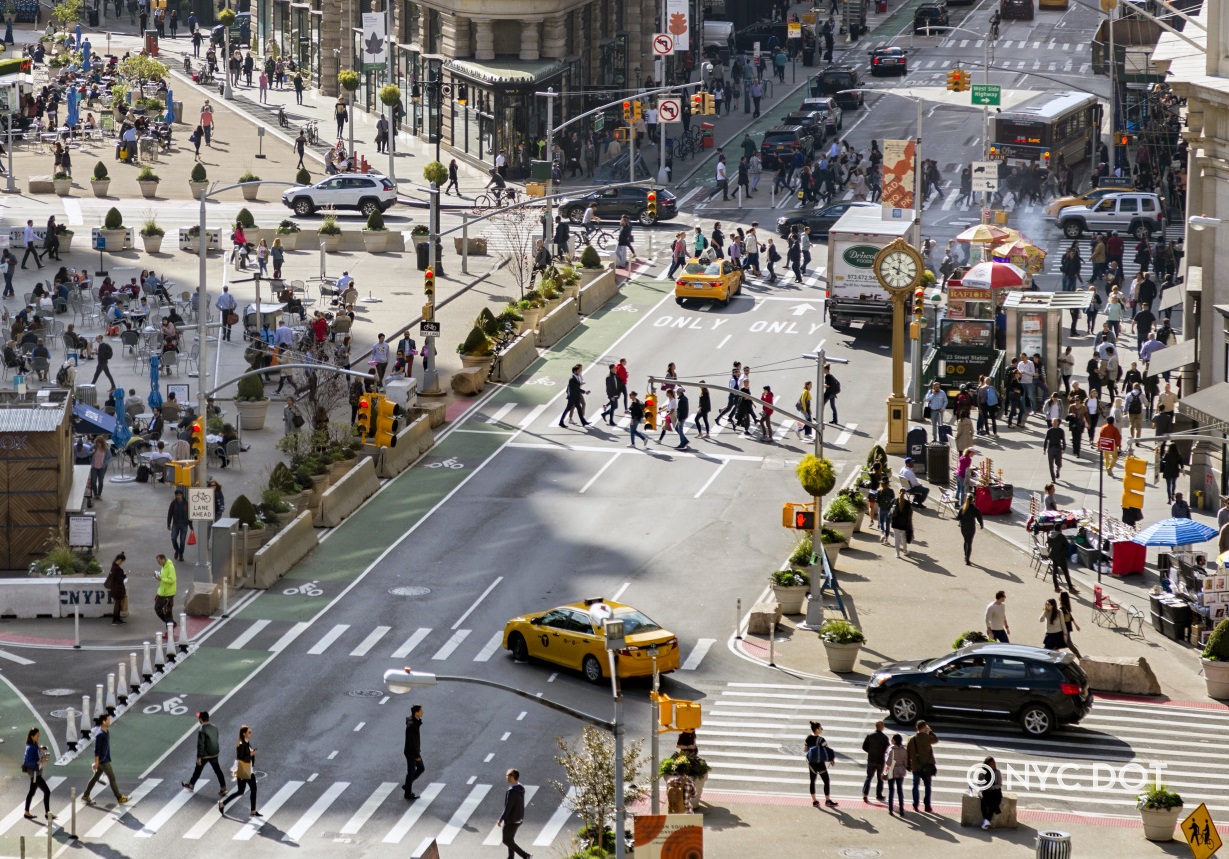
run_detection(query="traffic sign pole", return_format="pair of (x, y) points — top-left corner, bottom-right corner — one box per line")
(656, 97), (680, 185)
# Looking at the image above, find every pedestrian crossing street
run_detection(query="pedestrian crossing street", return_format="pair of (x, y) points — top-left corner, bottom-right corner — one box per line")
(702, 680), (1229, 814)
(0, 774), (579, 851)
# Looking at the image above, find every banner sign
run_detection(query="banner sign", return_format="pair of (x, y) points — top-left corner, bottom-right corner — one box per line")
(361, 12), (387, 70)
(665, 0), (690, 50)
(881, 138), (915, 214)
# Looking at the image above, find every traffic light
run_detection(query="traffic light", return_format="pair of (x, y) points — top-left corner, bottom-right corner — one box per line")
(645, 191), (657, 220)
(691, 92), (703, 113)
(622, 100), (633, 122)
(189, 418), (205, 461)
(704, 93), (716, 115)
(655, 693), (702, 730)
(356, 395), (374, 439)
(914, 288), (926, 317)
(1122, 455), (1147, 509)
(424, 266), (435, 301)
(946, 69), (961, 91)
(644, 393), (657, 431)
(1043, 151), (1051, 166)
(1119, 133), (1131, 147)
(633, 100), (643, 122)
(375, 395), (402, 448)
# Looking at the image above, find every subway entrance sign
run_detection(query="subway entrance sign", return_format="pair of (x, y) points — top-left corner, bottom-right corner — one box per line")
(971, 84), (1001, 106)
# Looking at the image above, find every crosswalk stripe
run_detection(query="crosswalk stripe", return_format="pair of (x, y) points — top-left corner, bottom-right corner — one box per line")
(382, 782), (444, 844)
(269, 622), (310, 653)
(0, 777), (66, 835)
(941, 189), (960, 211)
(84, 778), (161, 838)
(473, 631), (504, 662)
(391, 628), (432, 659)
(520, 404), (548, 429)
(135, 779), (210, 837)
(533, 787), (575, 846)
(183, 797), (227, 840)
(437, 784), (491, 844)
(833, 422), (857, 447)
(681, 639), (715, 670)
(282, 781), (349, 842)
(233, 780), (304, 840)
(227, 619), (270, 650)
(350, 626), (391, 657)
(481, 786), (538, 845)
(432, 629), (471, 661)
(307, 624), (351, 655)
(486, 403), (516, 425)
(339, 782), (398, 835)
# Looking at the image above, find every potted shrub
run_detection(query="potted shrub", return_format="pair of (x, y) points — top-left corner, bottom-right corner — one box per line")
(516, 291), (547, 331)
(317, 215), (342, 253)
(269, 462), (308, 512)
(54, 223), (74, 253)
(90, 161), (111, 197)
(137, 165), (160, 198)
(789, 533), (815, 568)
(952, 630), (989, 650)
(362, 207), (390, 252)
(1137, 785), (1182, 841)
(1201, 617), (1229, 700)
(660, 752), (712, 803)
(770, 568), (810, 615)
(578, 243), (604, 285)
(140, 216), (165, 254)
(100, 207), (127, 251)
(499, 304), (528, 336)
(229, 494), (267, 564)
(275, 219), (301, 252)
(188, 161), (208, 198)
(837, 487), (870, 532)
(258, 488), (293, 528)
(234, 373), (269, 430)
(820, 527), (846, 567)
(52, 171), (72, 195)
(238, 170), (261, 201)
(823, 495), (857, 544)
(556, 263), (582, 298)
(796, 454), (837, 498)
(819, 619), (865, 673)
(295, 167), (312, 186)
(457, 310), (497, 370)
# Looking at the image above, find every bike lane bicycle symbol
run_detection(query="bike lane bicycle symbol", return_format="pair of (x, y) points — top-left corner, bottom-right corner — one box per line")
(284, 581), (325, 596)
(143, 695), (189, 716)
(425, 457), (464, 470)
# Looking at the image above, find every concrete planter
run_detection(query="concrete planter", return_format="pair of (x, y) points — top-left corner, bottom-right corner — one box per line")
(139, 180), (160, 198)
(188, 180), (209, 199)
(53, 177), (72, 195)
(1139, 807), (1181, 842)
(491, 333), (538, 384)
(274, 231), (299, 251)
(241, 184), (260, 202)
(823, 641), (862, 673)
(578, 267), (604, 287)
(99, 229), (127, 252)
(234, 399), (269, 430)
(821, 539), (844, 568)
(692, 774), (708, 803)
(362, 230), (391, 253)
(453, 236), (487, 255)
(328, 457), (356, 480)
(317, 233), (342, 253)
(141, 233), (164, 254)
(90, 179), (111, 197)
(1202, 658), (1229, 700)
(827, 520), (855, 543)
(58, 233), (74, 253)
(519, 306), (545, 331)
(771, 583), (809, 615)
(853, 509), (868, 533)
(459, 354), (495, 371)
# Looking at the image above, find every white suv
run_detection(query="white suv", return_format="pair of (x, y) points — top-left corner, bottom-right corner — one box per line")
(281, 173), (398, 217)
(1049, 192), (1166, 240)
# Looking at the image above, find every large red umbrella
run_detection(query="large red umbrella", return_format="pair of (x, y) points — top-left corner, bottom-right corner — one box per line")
(960, 261), (1026, 289)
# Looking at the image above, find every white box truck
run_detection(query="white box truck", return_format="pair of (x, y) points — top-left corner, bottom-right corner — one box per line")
(824, 208), (913, 329)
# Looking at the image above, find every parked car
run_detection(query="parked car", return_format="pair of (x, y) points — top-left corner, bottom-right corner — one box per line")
(869, 46), (908, 76)
(1048, 192), (1166, 239)
(776, 201), (876, 239)
(780, 112), (828, 145)
(734, 20), (817, 59)
(913, 1), (949, 33)
(558, 185), (678, 226)
(1001, 0), (1035, 19)
(809, 66), (865, 110)
(280, 173), (397, 217)
(760, 126), (815, 170)
(797, 96), (844, 135)
(866, 643), (1093, 737)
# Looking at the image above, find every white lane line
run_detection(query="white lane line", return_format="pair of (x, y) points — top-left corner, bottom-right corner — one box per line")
(0, 778), (66, 834)
(693, 460), (730, 499)
(611, 581), (631, 602)
(432, 629), (471, 660)
(307, 623), (351, 655)
(84, 778), (161, 838)
(354, 722), (366, 732)
(833, 422), (857, 447)
(268, 622), (310, 653)
(507, 441), (763, 461)
(233, 781), (304, 840)
(339, 782), (398, 836)
(579, 452), (621, 494)
(716, 334), (731, 349)
(486, 403), (516, 424)
(533, 788), (575, 846)
(135, 779), (209, 837)
(481, 786), (539, 845)
(437, 784), (491, 844)
(283, 781), (349, 842)
(62, 198), (83, 226)
(391, 628), (432, 659)
(452, 576), (503, 629)
(682, 638), (716, 670)
(676, 187), (703, 207)
(227, 619), (271, 650)
(520, 404), (548, 428)
(473, 631), (504, 662)
(350, 626), (391, 657)
(0, 649), (35, 666)
(383, 782), (444, 844)
(941, 189), (959, 211)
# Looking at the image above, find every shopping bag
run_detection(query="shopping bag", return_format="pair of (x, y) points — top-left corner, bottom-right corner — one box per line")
(187, 530), (197, 546)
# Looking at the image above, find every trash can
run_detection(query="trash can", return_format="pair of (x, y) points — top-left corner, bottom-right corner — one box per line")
(906, 427), (928, 473)
(174, 101), (184, 123)
(1035, 830), (1071, 859)
(802, 47), (815, 66)
(415, 241), (429, 271)
(701, 121), (715, 148)
(530, 159), (552, 182)
(88, 8), (99, 25)
(926, 443), (950, 486)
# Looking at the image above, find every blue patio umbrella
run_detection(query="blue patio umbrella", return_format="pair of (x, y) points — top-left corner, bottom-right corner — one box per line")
(111, 388), (131, 450)
(82, 39), (91, 68)
(164, 88), (174, 124)
(1132, 517), (1220, 547)
(66, 89), (79, 128)
(75, 24), (82, 49)
(82, 54), (91, 73)
(148, 353), (163, 410)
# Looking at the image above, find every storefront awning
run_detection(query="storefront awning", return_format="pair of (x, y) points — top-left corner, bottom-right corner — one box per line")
(1145, 338), (1197, 377)
(1177, 380), (1229, 426)
(447, 58), (567, 86)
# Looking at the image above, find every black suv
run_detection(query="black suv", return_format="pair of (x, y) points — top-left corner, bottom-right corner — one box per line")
(781, 112), (827, 145)
(1001, 0), (1035, 19)
(559, 185), (677, 226)
(912, 1), (949, 33)
(776, 201), (875, 238)
(734, 21), (817, 60)
(760, 126), (814, 170)
(809, 67), (864, 111)
(866, 643), (1092, 737)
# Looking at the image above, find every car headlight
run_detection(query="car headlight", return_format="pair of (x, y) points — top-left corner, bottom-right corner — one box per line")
(869, 673), (889, 688)
(776, 217), (787, 226)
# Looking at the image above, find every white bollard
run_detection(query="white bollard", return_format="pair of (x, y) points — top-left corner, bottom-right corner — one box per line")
(768, 621), (777, 667)
(105, 673), (116, 716)
(153, 633), (166, 672)
(65, 707), (78, 752)
(73, 605), (80, 649)
(737, 186), (743, 209)
(78, 697), (91, 739)
(164, 623), (177, 663)
(92, 685), (104, 723)
(117, 662), (129, 706)
(69, 787), (76, 840)
(221, 578), (229, 618)
(178, 613), (189, 653)
(140, 644), (153, 683)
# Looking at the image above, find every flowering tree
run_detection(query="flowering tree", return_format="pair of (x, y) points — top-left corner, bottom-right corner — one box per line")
(551, 725), (648, 854)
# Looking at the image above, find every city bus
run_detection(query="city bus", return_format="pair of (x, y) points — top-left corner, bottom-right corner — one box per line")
(988, 91), (1102, 167)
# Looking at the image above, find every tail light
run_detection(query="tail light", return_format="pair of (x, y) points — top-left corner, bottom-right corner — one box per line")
(618, 646), (639, 656)
(873, 57), (880, 64)
(1060, 682), (1083, 696)
(676, 280), (687, 289)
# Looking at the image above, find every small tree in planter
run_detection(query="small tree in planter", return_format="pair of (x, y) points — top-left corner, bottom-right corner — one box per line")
(238, 170), (261, 201)
(137, 164), (160, 198)
(457, 315), (497, 368)
(234, 373), (269, 430)
(659, 752), (713, 803)
(229, 494), (266, 556)
(952, 630), (989, 650)
(235, 207), (256, 229)
(1137, 785), (1183, 842)
(362, 207), (390, 252)
(90, 161), (111, 197)
(551, 725), (648, 857)
(100, 206), (126, 251)
(579, 243), (603, 271)
(1201, 617), (1229, 700)
(140, 216), (165, 254)
(819, 619), (865, 673)
(295, 167), (312, 186)
(317, 215), (342, 252)
(770, 568), (810, 615)
(189, 161), (208, 197)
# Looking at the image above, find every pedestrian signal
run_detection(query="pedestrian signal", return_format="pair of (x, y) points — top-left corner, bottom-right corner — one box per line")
(795, 509), (816, 530)
(1122, 455), (1147, 510)
(644, 393), (658, 431)
(614, 127), (629, 142)
(656, 693), (703, 730)
(356, 396), (374, 438)
(375, 395), (402, 448)
(189, 419), (205, 461)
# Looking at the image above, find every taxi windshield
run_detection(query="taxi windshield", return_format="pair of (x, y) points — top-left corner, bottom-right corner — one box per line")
(614, 608), (662, 634)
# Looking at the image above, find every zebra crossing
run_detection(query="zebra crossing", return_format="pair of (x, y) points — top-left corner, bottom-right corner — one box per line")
(701, 680), (1229, 814)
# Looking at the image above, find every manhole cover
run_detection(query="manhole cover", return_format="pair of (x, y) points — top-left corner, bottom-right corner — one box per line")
(49, 709), (70, 719)
(43, 689), (76, 697)
(388, 586), (431, 597)
(348, 690), (383, 698)
(839, 850), (882, 859)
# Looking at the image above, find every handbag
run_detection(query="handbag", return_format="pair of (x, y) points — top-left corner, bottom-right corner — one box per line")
(235, 759), (252, 780)
(226, 311), (239, 325)
(923, 406), (932, 419)
(187, 530), (196, 546)
(120, 595), (129, 617)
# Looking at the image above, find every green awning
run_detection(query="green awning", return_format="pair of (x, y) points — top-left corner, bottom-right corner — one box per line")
(446, 58), (567, 86)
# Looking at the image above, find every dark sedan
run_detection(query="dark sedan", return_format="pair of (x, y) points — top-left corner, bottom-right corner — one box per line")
(559, 186), (677, 226)
(866, 643), (1093, 737)
(869, 46), (908, 76)
(776, 201), (876, 239)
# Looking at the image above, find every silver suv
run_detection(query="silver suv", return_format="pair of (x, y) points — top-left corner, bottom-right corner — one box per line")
(798, 97), (844, 136)
(1049, 192), (1166, 240)
(281, 173), (398, 217)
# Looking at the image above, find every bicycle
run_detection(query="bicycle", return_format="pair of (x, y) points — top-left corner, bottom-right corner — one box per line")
(304, 120), (319, 145)
(579, 226), (614, 252)
(473, 187), (520, 212)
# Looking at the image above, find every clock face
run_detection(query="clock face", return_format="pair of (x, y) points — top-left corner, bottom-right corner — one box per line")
(879, 250), (919, 290)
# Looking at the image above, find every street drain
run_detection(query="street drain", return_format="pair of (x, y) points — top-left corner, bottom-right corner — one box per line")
(348, 690), (384, 698)
(388, 586), (432, 597)
(839, 850), (882, 859)
(43, 689), (76, 697)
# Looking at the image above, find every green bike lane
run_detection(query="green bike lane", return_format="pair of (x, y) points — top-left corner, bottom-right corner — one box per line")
(64, 274), (675, 784)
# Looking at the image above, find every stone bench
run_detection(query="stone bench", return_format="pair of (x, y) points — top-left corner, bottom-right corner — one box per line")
(450, 366), (487, 396)
(746, 601), (782, 635)
(960, 792), (1018, 828)
(1079, 655), (1161, 696)
(28, 176), (56, 194)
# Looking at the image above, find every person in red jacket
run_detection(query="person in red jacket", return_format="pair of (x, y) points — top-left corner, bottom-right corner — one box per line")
(614, 358), (630, 411)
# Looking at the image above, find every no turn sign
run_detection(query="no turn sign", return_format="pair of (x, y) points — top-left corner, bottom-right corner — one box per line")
(653, 33), (674, 55)
(657, 97), (681, 123)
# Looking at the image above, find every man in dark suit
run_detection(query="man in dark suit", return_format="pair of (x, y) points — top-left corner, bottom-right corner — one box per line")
(403, 705), (424, 801)
(559, 364), (589, 428)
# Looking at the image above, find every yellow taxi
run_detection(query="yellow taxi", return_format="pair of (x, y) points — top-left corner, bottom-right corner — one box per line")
(674, 257), (743, 306)
(502, 598), (681, 683)
(1042, 180), (1135, 218)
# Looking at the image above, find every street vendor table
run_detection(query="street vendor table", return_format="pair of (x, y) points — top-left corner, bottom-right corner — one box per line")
(1109, 539), (1147, 577)
(974, 484), (1014, 515)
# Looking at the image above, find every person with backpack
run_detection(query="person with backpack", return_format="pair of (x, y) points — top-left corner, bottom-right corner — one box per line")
(765, 238), (781, 281)
(804, 721), (838, 808)
(666, 770), (695, 814)
(1124, 382), (1145, 439)
(667, 232), (688, 280)
(692, 226), (709, 259)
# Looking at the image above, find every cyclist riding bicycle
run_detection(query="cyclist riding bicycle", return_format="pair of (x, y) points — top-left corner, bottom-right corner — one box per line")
(486, 168), (508, 205)
(989, 9), (1000, 38)
(581, 201), (601, 243)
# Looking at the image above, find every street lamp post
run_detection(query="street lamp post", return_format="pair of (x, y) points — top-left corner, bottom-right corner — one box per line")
(221, 1), (232, 101)
(801, 346), (849, 560)
(536, 87), (559, 248)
